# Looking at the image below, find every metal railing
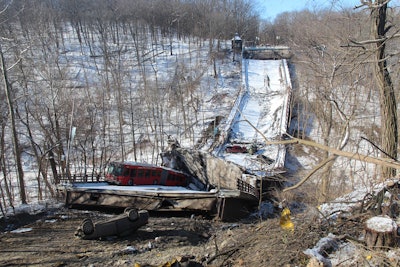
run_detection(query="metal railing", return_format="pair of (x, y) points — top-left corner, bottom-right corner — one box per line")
(237, 178), (259, 199)
(57, 173), (102, 184)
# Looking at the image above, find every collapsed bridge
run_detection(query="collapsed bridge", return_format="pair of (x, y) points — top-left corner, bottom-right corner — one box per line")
(59, 145), (260, 221)
(58, 46), (293, 221)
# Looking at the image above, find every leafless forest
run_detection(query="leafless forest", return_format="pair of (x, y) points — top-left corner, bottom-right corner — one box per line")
(1, 0), (399, 214)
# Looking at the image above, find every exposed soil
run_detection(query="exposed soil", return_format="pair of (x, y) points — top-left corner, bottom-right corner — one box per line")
(0, 206), (326, 267)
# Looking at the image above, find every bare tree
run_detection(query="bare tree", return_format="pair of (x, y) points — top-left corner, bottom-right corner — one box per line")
(0, 114), (14, 211)
(364, 0), (397, 178)
(0, 44), (27, 204)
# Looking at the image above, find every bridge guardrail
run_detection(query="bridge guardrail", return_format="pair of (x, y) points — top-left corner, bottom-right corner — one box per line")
(237, 178), (259, 199)
(57, 173), (102, 184)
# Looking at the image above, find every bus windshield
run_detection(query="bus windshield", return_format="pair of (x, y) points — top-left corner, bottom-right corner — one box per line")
(107, 163), (124, 176)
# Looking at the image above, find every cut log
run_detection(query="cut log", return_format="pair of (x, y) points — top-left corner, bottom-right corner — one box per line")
(364, 216), (398, 249)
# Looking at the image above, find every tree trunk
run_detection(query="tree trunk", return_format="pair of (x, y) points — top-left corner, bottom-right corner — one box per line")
(47, 148), (59, 184)
(0, 46), (27, 204)
(0, 124), (14, 210)
(364, 216), (398, 249)
(371, 0), (398, 178)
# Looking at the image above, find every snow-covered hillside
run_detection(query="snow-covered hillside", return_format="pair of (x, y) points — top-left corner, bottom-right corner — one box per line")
(2, 21), (293, 207)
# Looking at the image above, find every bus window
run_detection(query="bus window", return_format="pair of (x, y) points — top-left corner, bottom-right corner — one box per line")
(137, 170), (144, 177)
(145, 170), (150, 177)
(130, 169), (136, 177)
(152, 170), (158, 176)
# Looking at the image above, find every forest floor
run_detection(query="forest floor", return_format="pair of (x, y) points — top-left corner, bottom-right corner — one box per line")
(2, 196), (400, 266)
(0, 205), (331, 267)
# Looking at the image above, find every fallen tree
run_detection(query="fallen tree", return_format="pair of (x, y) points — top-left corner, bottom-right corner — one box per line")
(239, 109), (400, 193)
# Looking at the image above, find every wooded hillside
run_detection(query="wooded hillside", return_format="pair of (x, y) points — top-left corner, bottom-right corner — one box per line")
(0, 0), (399, 212)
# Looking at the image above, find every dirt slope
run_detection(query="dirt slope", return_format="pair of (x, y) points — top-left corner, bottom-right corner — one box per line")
(0, 207), (324, 267)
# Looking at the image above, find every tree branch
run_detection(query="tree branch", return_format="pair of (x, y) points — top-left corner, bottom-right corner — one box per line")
(283, 155), (337, 192)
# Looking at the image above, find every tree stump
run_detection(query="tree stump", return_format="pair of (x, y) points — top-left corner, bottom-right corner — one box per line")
(364, 216), (398, 249)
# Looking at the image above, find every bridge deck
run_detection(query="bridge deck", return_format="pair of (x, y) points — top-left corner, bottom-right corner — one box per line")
(58, 182), (259, 221)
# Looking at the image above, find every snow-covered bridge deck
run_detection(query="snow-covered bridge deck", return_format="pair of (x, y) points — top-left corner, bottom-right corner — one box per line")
(222, 58), (292, 174)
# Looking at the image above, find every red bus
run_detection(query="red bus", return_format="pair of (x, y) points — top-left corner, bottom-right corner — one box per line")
(105, 162), (188, 186)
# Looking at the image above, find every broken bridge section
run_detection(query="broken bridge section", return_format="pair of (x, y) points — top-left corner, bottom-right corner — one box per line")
(167, 148), (245, 191)
(161, 146), (260, 220)
(213, 57), (292, 190)
(60, 146), (260, 221)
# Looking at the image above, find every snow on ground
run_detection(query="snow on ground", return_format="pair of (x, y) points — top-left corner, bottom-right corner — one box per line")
(10, 228), (33, 233)
(308, 178), (400, 266)
(304, 233), (339, 266)
(2, 200), (64, 218)
(319, 178), (399, 220)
